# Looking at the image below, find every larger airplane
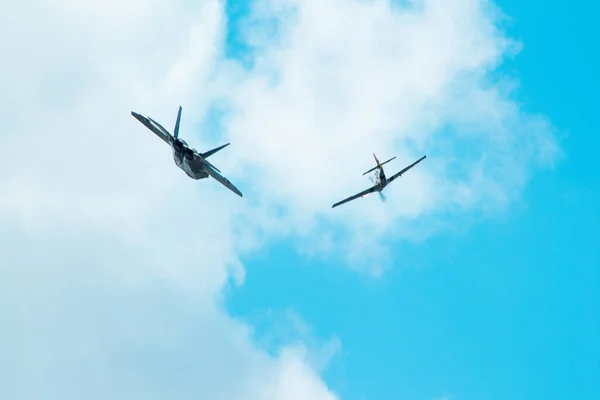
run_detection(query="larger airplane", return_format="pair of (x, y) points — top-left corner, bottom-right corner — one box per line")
(332, 153), (426, 208)
(131, 106), (242, 197)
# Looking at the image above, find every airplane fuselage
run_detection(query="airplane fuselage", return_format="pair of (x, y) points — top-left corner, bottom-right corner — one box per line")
(373, 167), (388, 191)
(171, 139), (209, 180)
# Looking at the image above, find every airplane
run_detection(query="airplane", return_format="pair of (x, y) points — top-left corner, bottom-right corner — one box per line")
(331, 153), (426, 208)
(131, 106), (243, 197)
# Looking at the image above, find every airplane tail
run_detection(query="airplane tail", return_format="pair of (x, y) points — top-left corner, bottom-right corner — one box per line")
(171, 104), (229, 159)
(362, 154), (396, 176)
(174, 106), (182, 139)
(373, 153), (381, 168)
(201, 142), (230, 158)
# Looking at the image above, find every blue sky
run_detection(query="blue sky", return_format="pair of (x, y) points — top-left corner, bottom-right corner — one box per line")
(225, 1), (600, 399)
(1, 1), (597, 399)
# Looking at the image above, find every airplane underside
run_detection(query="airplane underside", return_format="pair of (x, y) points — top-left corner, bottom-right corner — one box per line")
(373, 171), (387, 190)
(174, 152), (209, 180)
(183, 167), (209, 180)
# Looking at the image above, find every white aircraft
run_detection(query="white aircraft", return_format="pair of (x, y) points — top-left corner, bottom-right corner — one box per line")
(331, 153), (426, 208)
(131, 106), (242, 197)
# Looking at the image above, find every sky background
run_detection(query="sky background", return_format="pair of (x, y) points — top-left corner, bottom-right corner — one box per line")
(1, 1), (598, 400)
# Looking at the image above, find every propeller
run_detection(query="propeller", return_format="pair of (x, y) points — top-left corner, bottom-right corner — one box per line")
(367, 175), (387, 202)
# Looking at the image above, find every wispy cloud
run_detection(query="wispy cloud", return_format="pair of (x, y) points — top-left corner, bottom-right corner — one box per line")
(204, 0), (559, 271)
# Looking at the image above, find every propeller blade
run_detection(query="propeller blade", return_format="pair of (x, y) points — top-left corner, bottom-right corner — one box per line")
(378, 191), (387, 202)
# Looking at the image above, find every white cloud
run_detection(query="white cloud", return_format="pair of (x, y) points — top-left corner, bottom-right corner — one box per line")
(0, 233), (333, 399)
(0, 0), (557, 398)
(210, 0), (559, 270)
(0, 0), (339, 399)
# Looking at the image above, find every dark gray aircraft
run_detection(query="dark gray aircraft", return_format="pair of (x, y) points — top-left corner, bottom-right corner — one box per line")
(331, 153), (426, 208)
(131, 106), (242, 197)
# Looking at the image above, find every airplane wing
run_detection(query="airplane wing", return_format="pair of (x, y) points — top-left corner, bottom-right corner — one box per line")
(202, 162), (243, 197)
(131, 111), (174, 145)
(148, 117), (174, 144)
(386, 155), (426, 185)
(332, 185), (378, 208)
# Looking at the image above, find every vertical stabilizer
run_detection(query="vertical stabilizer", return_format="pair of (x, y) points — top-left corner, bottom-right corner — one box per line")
(373, 153), (381, 168)
(174, 106), (182, 139)
(362, 155), (396, 176)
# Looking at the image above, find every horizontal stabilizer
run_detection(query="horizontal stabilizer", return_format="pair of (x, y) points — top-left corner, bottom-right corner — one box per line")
(201, 142), (230, 158)
(362, 156), (396, 175)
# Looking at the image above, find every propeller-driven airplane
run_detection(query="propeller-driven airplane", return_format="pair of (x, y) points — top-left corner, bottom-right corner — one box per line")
(331, 153), (426, 208)
(131, 106), (243, 197)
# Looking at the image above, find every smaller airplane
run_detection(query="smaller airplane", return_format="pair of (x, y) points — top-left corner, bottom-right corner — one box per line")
(131, 106), (243, 197)
(331, 153), (426, 208)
